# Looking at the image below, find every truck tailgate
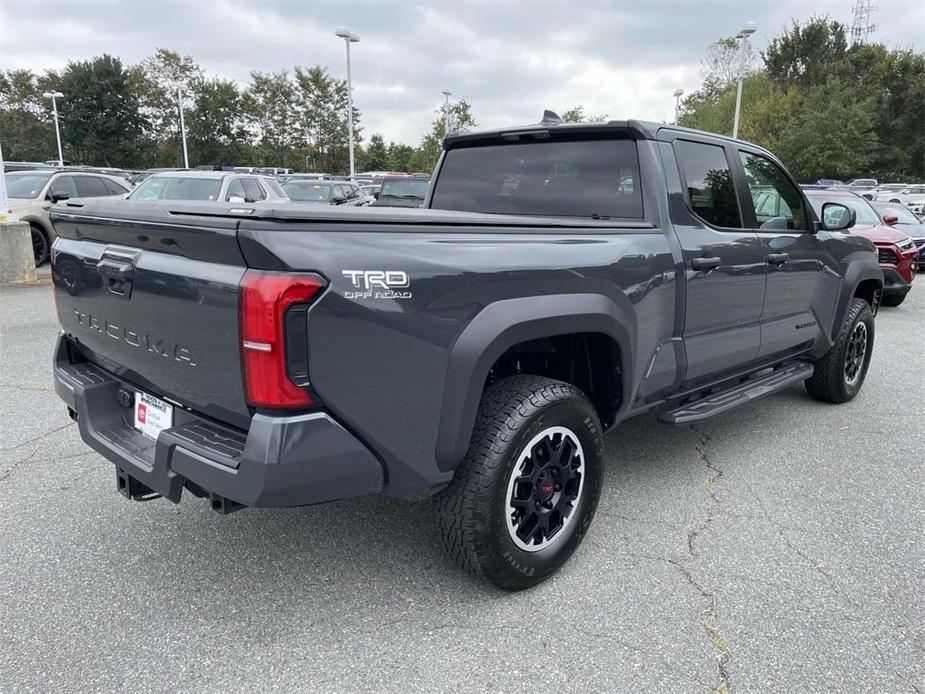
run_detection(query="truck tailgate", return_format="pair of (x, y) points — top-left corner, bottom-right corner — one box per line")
(51, 202), (250, 429)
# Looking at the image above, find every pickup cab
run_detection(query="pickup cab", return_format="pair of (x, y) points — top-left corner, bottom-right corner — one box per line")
(50, 115), (883, 590)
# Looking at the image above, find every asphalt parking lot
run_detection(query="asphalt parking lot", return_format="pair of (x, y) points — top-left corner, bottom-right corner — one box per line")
(1, 273), (922, 694)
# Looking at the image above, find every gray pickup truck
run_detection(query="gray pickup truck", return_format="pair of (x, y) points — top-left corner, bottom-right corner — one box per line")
(50, 115), (882, 589)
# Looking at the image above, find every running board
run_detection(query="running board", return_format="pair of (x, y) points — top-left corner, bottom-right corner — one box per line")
(659, 362), (814, 425)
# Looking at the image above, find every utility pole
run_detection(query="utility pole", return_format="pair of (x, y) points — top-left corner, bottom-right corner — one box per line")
(850, 0), (877, 46)
(673, 89), (684, 124)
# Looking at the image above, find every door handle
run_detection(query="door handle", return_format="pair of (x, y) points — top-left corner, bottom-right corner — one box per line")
(767, 253), (789, 265)
(691, 256), (721, 271)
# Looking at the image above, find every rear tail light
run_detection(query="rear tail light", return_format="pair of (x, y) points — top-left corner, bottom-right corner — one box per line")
(239, 270), (326, 408)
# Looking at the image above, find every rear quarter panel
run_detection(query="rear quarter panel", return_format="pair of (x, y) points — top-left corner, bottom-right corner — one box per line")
(238, 221), (677, 497)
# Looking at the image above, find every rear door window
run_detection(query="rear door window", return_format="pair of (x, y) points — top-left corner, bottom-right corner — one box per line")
(225, 179), (246, 201)
(242, 178), (266, 202)
(102, 178), (128, 195)
(48, 175), (79, 200)
(673, 140), (742, 229)
(76, 176), (113, 197)
(430, 138), (643, 218)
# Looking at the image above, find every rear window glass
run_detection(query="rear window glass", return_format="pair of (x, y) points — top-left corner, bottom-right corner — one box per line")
(430, 139), (643, 218)
(674, 140), (742, 228)
(130, 176), (222, 201)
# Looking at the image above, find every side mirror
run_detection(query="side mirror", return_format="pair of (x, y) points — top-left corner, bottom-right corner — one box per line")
(820, 202), (856, 231)
(49, 192), (70, 203)
(228, 195), (245, 203)
(882, 214), (899, 226)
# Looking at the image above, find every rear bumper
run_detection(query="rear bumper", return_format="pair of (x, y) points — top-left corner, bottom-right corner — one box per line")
(53, 335), (384, 509)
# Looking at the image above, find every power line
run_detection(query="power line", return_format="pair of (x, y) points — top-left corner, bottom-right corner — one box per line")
(849, 0), (877, 46)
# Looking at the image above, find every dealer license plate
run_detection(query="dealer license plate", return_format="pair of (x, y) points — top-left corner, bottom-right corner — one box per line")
(134, 391), (173, 440)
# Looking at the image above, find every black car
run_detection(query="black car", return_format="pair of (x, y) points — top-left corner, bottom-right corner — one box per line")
(371, 176), (430, 208)
(281, 180), (368, 206)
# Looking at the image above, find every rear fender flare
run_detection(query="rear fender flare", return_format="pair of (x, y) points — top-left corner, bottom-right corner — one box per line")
(435, 293), (635, 471)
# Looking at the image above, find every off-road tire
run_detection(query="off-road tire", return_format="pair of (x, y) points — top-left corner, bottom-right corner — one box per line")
(880, 293), (907, 307)
(805, 297), (874, 404)
(437, 375), (603, 590)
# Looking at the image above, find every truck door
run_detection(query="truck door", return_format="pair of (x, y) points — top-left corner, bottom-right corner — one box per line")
(667, 138), (768, 387)
(734, 149), (839, 359)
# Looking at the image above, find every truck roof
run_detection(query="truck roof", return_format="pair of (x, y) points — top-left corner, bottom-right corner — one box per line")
(443, 113), (761, 150)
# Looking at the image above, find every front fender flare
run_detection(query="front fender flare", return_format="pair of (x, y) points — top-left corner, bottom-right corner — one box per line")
(435, 293), (635, 471)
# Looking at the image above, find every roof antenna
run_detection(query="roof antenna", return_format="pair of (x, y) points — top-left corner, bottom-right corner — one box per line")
(540, 109), (562, 126)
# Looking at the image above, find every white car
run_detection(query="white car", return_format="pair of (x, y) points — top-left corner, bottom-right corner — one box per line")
(875, 184), (925, 214)
(128, 171), (289, 204)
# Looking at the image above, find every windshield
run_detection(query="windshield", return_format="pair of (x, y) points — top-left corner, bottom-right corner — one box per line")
(129, 176), (222, 201)
(809, 196), (881, 226)
(877, 203), (920, 225)
(282, 182), (331, 202)
(431, 138), (643, 218)
(4, 172), (52, 199)
(379, 178), (429, 199)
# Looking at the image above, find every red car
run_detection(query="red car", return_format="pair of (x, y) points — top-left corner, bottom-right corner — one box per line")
(806, 190), (917, 307)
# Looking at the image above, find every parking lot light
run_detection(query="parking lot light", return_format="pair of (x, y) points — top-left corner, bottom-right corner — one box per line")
(335, 27), (360, 180)
(732, 21), (757, 139)
(673, 88), (684, 124)
(442, 90), (452, 136)
(176, 86), (189, 169)
(42, 91), (65, 167)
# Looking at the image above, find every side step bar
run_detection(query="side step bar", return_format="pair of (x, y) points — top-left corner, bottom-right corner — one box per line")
(660, 362), (814, 425)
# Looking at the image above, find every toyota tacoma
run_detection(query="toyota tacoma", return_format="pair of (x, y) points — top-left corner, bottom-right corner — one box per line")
(50, 114), (883, 590)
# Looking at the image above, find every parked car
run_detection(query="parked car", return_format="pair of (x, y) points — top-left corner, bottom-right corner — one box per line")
(805, 190), (917, 306)
(129, 168), (187, 186)
(870, 183), (907, 198)
(128, 171), (288, 203)
(258, 167), (294, 176)
(872, 201), (925, 269)
(280, 180), (368, 206)
(49, 115), (884, 590)
(874, 184), (925, 214)
(371, 176), (430, 207)
(3, 169), (130, 265)
(815, 178), (844, 187)
(280, 173), (332, 183)
(360, 184), (381, 200)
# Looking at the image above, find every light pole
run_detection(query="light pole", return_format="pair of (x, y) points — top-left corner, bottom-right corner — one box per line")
(42, 91), (65, 167)
(335, 27), (360, 179)
(176, 86), (189, 169)
(732, 21), (756, 139)
(0, 136), (9, 219)
(673, 89), (684, 124)
(442, 89), (452, 136)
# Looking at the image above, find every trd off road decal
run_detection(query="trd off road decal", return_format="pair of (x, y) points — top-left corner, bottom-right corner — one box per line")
(341, 270), (412, 300)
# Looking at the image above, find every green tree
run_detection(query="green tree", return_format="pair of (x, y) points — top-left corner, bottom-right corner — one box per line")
(774, 78), (879, 181)
(134, 49), (202, 167)
(0, 69), (54, 162)
(561, 106), (608, 123)
(359, 133), (389, 170)
(387, 142), (414, 172)
(292, 66), (361, 173)
(186, 77), (250, 166)
(54, 55), (144, 166)
(764, 18), (848, 89)
(409, 100), (476, 173)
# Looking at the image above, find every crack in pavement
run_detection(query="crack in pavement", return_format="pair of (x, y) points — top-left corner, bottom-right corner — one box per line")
(0, 421), (74, 454)
(686, 424), (732, 694)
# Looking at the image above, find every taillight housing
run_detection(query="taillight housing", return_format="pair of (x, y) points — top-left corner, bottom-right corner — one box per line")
(239, 270), (326, 408)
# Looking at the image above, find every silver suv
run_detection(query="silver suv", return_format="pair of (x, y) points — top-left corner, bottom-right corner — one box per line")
(128, 171), (289, 204)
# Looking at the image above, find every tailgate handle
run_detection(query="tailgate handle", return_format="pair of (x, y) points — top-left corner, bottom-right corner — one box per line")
(97, 257), (135, 298)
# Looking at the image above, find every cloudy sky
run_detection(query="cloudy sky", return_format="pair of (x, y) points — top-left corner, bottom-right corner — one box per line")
(1, 0), (922, 144)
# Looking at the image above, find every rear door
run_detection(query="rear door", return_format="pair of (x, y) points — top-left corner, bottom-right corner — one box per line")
(667, 137), (767, 387)
(51, 200), (251, 428)
(734, 149), (839, 358)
